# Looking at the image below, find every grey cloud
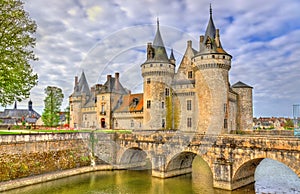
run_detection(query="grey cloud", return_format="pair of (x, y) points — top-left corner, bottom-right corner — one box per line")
(1, 0), (298, 118)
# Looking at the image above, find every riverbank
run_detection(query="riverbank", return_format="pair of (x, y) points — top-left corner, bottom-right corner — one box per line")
(0, 165), (113, 192)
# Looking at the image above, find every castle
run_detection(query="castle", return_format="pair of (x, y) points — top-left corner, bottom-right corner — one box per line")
(69, 7), (253, 133)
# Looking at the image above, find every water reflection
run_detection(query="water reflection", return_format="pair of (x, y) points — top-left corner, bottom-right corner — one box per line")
(3, 157), (300, 194)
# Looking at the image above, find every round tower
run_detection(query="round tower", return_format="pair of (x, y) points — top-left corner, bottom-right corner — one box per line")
(193, 6), (232, 134)
(141, 20), (175, 129)
(232, 81), (253, 131)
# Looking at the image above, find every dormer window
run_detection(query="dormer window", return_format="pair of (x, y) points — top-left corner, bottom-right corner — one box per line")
(132, 98), (139, 107)
(206, 37), (212, 49)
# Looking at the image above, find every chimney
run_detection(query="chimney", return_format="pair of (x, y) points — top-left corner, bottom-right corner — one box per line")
(215, 29), (220, 48)
(115, 72), (120, 91)
(147, 42), (153, 59)
(107, 75), (112, 81)
(200, 35), (204, 43)
(187, 40), (192, 48)
(199, 35), (205, 52)
(91, 86), (95, 94)
(115, 72), (119, 80)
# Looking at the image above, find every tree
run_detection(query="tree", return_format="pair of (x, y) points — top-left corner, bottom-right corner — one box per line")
(42, 86), (64, 127)
(284, 118), (294, 130)
(0, 0), (38, 107)
(64, 106), (70, 126)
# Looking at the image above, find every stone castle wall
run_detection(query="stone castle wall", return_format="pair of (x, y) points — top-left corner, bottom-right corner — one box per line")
(0, 133), (91, 182)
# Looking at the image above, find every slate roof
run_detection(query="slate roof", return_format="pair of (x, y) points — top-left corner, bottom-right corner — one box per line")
(197, 5), (229, 56)
(204, 5), (216, 44)
(146, 19), (170, 63)
(74, 71), (90, 96)
(0, 108), (41, 124)
(101, 77), (128, 94)
(232, 81), (253, 88)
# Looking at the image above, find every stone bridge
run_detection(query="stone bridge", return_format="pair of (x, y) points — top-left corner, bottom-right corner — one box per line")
(90, 132), (300, 190)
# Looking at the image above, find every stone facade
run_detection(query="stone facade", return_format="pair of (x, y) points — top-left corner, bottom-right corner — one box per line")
(69, 7), (253, 133)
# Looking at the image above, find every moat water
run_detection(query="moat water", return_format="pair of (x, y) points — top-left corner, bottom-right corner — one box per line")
(4, 158), (300, 194)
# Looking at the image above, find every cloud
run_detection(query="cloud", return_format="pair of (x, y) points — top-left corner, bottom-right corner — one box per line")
(1, 0), (299, 118)
(86, 6), (102, 21)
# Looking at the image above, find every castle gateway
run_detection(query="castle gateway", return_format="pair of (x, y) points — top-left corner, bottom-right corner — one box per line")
(69, 8), (253, 133)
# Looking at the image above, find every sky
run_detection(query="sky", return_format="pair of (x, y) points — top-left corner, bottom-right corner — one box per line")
(1, 0), (300, 117)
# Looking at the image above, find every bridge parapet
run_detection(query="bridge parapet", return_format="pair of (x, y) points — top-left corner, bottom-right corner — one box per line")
(115, 132), (300, 190)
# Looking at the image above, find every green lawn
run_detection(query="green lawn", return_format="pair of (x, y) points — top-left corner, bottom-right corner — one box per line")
(0, 128), (132, 135)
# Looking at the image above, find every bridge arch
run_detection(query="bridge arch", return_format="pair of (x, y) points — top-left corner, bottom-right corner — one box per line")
(118, 147), (151, 169)
(233, 157), (300, 188)
(164, 151), (213, 177)
(166, 151), (197, 172)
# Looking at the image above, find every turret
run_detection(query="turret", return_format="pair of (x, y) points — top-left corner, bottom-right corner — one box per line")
(193, 5), (232, 134)
(232, 81), (253, 131)
(69, 71), (90, 128)
(141, 19), (175, 129)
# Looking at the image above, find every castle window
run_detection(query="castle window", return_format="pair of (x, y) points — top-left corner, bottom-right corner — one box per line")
(165, 88), (170, 96)
(115, 120), (118, 128)
(224, 119), (228, 128)
(160, 64), (163, 67)
(162, 101), (165, 109)
(224, 103), (227, 113)
(223, 55), (225, 59)
(187, 100), (192, 111)
(188, 71), (193, 79)
(71, 105), (73, 111)
(147, 100), (151, 109)
(147, 78), (151, 84)
(201, 56), (203, 60)
(102, 96), (104, 100)
(212, 55), (215, 58)
(187, 117), (192, 128)
(162, 119), (165, 128)
(131, 120), (134, 127)
(150, 64), (153, 67)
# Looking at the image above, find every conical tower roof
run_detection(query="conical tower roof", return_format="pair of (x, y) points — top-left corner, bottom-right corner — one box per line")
(152, 19), (169, 62)
(204, 4), (216, 43)
(76, 71), (91, 96)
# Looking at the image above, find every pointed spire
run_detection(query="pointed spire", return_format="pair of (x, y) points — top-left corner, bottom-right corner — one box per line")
(204, 4), (216, 42)
(153, 17), (165, 48)
(14, 101), (17, 109)
(77, 71), (90, 96)
(151, 18), (169, 62)
(170, 49), (175, 60)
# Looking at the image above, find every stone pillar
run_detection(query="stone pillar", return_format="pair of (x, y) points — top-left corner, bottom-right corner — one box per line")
(212, 159), (233, 190)
(152, 154), (166, 178)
